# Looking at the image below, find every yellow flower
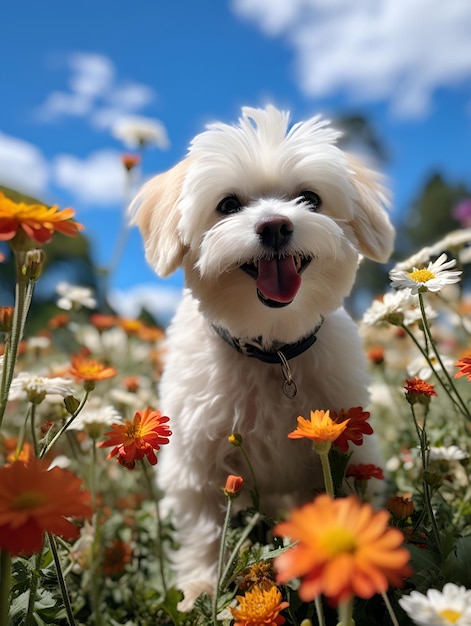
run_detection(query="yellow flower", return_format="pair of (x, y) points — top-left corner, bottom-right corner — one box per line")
(288, 410), (349, 444)
(230, 585), (289, 626)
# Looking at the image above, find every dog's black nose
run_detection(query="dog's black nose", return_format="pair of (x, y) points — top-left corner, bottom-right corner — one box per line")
(256, 216), (293, 250)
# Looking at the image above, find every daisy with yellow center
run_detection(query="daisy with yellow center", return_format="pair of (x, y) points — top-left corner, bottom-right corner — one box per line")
(399, 583), (471, 625)
(389, 253), (462, 294)
(229, 585), (289, 626)
(274, 494), (411, 607)
(99, 407), (171, 469)
(0, 191), (83, 248)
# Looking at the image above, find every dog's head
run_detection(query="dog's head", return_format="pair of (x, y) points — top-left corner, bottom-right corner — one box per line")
(130, 106), (394, 344)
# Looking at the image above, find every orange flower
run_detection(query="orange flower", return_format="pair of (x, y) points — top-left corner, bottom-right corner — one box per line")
(404, 377), (437, 404)
(454, 355), (471, 381)
(99, 407), (171, 469)
(121, 153), (141, 171)
(69, 355), (117, 382)
(118, 318), (144, 335)
(89, 313), (117, 332)
(331, 407), (373, 453)
(0, 306), (14, 332)
(368, 346), (385, 365)
(0, 192), (83, 246)
(387, 496), (414, 521)
(230, 585), (289, 626)
(0, 458), (92, 555)
(288, 410), (348, 444)
(274, 494), (411, 606)
(224, 474), (244, 497)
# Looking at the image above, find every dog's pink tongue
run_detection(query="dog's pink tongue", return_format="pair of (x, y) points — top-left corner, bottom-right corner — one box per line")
(256, 257), (301, 303)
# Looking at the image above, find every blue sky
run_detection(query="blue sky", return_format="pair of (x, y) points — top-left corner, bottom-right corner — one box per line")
(2, 0), (471, 321)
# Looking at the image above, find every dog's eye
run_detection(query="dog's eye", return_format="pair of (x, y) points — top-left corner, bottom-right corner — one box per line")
(217, 195), (243, 215)
(298, 191), (322, 212)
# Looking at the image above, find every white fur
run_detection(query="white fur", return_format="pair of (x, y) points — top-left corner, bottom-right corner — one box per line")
(130, 106), (395, 608)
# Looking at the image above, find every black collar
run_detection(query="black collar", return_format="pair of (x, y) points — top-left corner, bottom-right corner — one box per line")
(211, 318), (324, 364)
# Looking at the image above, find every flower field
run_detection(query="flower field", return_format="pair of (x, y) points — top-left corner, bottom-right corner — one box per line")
(1, 189), (471, 625)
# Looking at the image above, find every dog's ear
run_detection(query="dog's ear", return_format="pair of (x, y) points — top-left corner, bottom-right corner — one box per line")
(130, 159), (191, 276)
(346, 155), (395, 263)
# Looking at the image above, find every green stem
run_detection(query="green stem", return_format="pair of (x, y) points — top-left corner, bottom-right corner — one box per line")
(220, 512), (261, 589)
(317, 447), (335, 498)
(213, 496), (234, 625)
(39, 391), (90, 458)
(400, 322), (464, 417)
(337, 598), (354, 626)
(418, 293), (471, 421)
(141, 461), (168, 596)
(24, 551), (42, 626)
(381, 591), (400, 626)
(30, 403), (39, 456)
(89, 440), (103, 626)
(0, 549), (11, 626)
(409, 404), (442, 552)
(48, 532), (76, 626)
(314, 595), (326, 626)
(0, 252), (35, 429)
(239, 444), (263, 513)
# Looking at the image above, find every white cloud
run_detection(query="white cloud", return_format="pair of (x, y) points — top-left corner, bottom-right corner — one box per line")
(108, 283), (182, 324)
(35, 52), (156, 130)
(52, 150), (127, 206)
(232, 0), (471, 117)
(0, 132), (49, 197)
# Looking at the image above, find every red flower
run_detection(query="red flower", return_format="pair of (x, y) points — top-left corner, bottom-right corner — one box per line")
(99, 407), (171, 469)
(346, 464), (385, 481)
(454, 355), (471, 381)
(404, 377), (437, 403)
(331, 407), (373, 453)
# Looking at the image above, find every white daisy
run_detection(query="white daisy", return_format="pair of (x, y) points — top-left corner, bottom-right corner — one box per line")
(56, 282), (97, 311)
(389, 253), (462, 294)
(407, 354), (456, 380)
(67, 404), (123, 439)
(9, 372), (75, 404)
(361, 290), (417, 326)
(429, 445), (469, 462)
(429, 229), (471, 256)
(399, 583), (471, 625)
(112, 115), (169, 149)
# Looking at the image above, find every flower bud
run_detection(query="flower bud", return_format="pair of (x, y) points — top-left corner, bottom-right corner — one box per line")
(387, 496), (414, 521)
(22, 249), (45, 281)
(0, 307), (14, 333)
(228, 432), (243, 447)
(224, 474), (244, 498)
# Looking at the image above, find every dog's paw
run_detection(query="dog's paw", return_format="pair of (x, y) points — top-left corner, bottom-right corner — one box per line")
(177, 579), (214, 612)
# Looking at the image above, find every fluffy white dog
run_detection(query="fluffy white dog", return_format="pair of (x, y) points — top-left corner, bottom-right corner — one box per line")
(130, 106), (395, 608)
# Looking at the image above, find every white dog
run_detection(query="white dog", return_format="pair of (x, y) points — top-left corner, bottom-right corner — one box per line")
(130, 106), (394, 608)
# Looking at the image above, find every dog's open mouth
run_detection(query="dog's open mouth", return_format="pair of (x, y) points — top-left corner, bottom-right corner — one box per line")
(241, 255), (312, 308)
